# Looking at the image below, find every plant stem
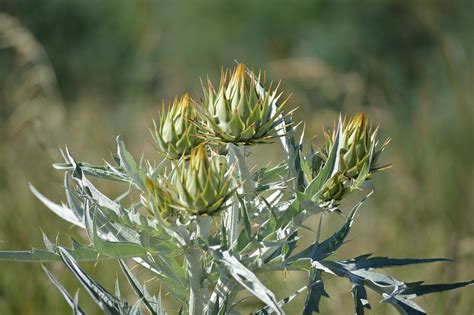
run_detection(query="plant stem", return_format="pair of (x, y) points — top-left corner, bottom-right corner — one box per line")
(225, 144), (244, 249)
(186, 216), (210, 315)
(186, 246), (203, 315)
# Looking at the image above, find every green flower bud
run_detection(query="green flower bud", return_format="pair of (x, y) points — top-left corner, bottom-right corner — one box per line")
(200, 63), (287, 145)
(319, 172), (349, 206)
(319, 113), (390, 180)
(144, 175), (176, 222)
(152, 94), (202, 160)
(169, 146), (236, 216)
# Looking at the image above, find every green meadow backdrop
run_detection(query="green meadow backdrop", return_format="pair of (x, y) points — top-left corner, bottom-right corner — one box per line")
(0, 1), (472, 314)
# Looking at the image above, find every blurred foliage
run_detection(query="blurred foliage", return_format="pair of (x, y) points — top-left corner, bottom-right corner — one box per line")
(0, 0), (472, 314)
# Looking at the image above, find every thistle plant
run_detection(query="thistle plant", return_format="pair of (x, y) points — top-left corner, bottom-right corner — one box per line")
(1, 63), (472, 315)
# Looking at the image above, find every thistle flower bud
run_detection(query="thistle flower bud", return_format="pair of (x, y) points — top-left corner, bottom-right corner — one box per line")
(319, 172), (349, 207)
(319, 113), (389, 180)
(200, 63), (286, 145)
(152, 94), (202, 160)
(169, 146), (235, 216)
(144, 175), (176, 221)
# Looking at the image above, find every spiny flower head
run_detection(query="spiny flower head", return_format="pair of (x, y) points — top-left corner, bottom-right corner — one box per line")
(200, 63), (287, 145)
(169, 145), (236, 216)
(319, 113), (390, 180)
(143, 175), (177, 222)
(152, 93), (202, 160)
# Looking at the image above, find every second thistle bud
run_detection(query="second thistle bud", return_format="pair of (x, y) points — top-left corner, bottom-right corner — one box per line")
(152, 94), (202, 160)
(320, 113), (389, 180)
(169, 146), (235, 216)
(307, 113), (389, 208)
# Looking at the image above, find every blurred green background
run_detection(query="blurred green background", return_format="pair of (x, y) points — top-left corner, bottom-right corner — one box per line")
(0, 1), (472, 314)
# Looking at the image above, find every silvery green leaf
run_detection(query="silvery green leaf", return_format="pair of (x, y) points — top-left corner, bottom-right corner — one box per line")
(42, 264), (86, 315)
(215, 250), (284, 315)
(53, 162), (128, 182)
(305, 117), (342, 198)
(0, 245), (100, 262)
(64, 150), (122, 216)
(84, 204), (147, 258)
(18, 249), (51, 262)
(288, 194), (367, 263)
(282, 258), (313, 271)
(58, 247), (126, 315)
(131, 257), (187, 305)
(257, 195), (278, 241)
(263, 231), (298, 264)
(97, 204), (179, 254)
(254, 163), (288, 193)
(73, 290), (82, 315)
(64, 173), (85, 221)
(207, 276), (236, 314)
(30, 183), (85, 228)
(322, 262), (428, 315)
(341, 254), (451, 271)
(253, 191), (285, 223)
(383, 295), (425, 315)
(236, 194), (253, 252)
(116, 137), (148, 192)
(400, 280), (474, 299)
(75, 172), (122, 215)
(302, 269), (328, 315)
(41, 231), (56, 252)
(351, 285), (371, 315)
(296, 192), (324, 215)
(73, 184), (150, 247)
(256, 283), (311, 314)
(115, 277), (121, 299)
(275, 197), (303, 229)
(130, 300), (144, 315)
(119, 259), (167, 315)
(300, 145), (317, 184)
(208, 293), (230, 315)
(144, 255), (187, 302)
(238, 194), (252, 239)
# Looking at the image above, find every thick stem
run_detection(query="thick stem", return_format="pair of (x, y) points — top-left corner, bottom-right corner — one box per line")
(186, 246), (204, 315)
(225, 144), (245, 249)
(186, 217), (210, 315)
(213, 145), (251, 310)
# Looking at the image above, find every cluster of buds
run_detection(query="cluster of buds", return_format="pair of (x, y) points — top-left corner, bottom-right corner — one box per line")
(152, 94), (202, 160)
(314, 113), (389, 206)
(200, 63), (286, 144)
(148, 63), (288, 219)
(150, 65), (388, 216)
